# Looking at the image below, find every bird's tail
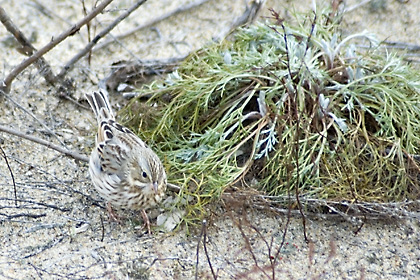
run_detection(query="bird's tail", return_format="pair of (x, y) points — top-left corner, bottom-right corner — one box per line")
(85, 91), (115, 123)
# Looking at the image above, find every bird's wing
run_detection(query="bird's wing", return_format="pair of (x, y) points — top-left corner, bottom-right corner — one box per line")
(96, 119), (146, 176)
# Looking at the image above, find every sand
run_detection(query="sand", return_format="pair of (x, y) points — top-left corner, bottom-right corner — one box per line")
(0, 0), (419, 279)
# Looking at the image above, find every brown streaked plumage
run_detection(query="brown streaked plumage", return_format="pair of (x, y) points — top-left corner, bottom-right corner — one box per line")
(86, 91), (167, 233)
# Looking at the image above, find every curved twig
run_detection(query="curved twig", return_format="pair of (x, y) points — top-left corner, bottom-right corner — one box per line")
(0, 146), (17, 206)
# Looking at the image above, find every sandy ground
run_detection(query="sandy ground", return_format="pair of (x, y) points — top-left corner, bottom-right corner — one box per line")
(0, 0), (419, 279)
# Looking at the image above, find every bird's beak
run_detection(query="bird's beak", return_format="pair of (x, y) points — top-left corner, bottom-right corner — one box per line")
(153, 182), (159, 194)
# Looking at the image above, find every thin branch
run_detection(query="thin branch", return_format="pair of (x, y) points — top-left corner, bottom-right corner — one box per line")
(0, 213), (47, 219)
(55, 0), (147, 81)
(195, 219), (217, 279)
(100, 215), (105, 242)
(93, 0), (212, 52)
(81, 0), (93, 66)
(23, 236), (66, 259)
(0, 198), (71, 212)
(148, 257), (186, 271)
(0, 0), (114, 93)
(383, 40), (420, 52)
(29, 0), (73, 25)
(0, 146), (17, 206)
(280, 13), (309, 243)
(0, 125), (89, 162)
(223, 192), (420, 220)
(105, 56), (187, 93)
(195, 219), (202, 280)
(3, 94), (67, 147)
(234, 215), (271, 279)
(201, 219), (217, 280)
(214, 0), (266, 41)
(0, 6), (55, 85)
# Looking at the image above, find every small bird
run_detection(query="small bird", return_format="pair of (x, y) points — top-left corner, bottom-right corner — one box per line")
(85, 91), (167, 233)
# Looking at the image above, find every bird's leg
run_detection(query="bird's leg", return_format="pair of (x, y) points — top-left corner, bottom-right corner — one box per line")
(106, 202), (121, 223)
(141, 209), (152, 234)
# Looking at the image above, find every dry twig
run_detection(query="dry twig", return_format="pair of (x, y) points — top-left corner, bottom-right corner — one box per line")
(93, 0), (212, 52)
(3, 94), (67, 146)
(0, 6), (55, 85)
(0, 146), (17, 206)
(105, 57), (186, 92)
(0, 0), (114, 94)
(223, 192), (420, 220)
(214, 0), (266, 41)
(195, 219), (217, 280)
(55, 0), (148, 81)
(0, 125), (89, 162)
(0, 198), (71, 212)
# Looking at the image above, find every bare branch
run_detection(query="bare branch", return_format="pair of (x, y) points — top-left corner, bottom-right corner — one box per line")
(105, 57), (185, 91)
(0, 0), (114, 93)
(93, 0), (212, 52)
(29, 0), (72, 25)
(214, 0), (266, 41)
(0, 6), (55, 85)
(383, 40), (420, 51)
(0, 197), (71, 212)
(0, 125), (89, 162)
(23, 236), (66, 259)
(0, 212), (46, 219)
(195, 219), (217, 279)
(202, 219), (217, 280)
(3, 94), (67, 147)
(55, 0), (147, 81)
(0, 146), (17, 206)
(195, 219), (202, 280)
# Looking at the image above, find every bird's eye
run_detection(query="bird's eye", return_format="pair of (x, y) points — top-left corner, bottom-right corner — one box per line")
(142, 171), (148, 178)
